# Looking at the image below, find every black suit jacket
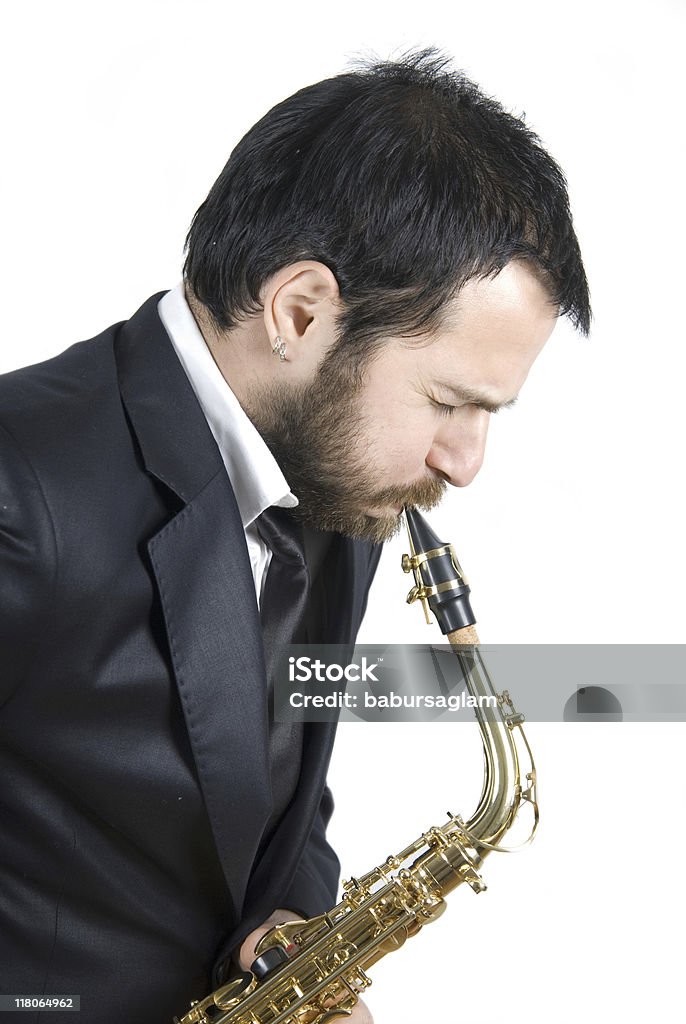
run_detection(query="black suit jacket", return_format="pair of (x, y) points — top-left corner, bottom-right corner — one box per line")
(0, 293), (381, 1023)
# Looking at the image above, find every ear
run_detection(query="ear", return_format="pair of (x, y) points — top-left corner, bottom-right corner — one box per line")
(262, 262), (340, 369)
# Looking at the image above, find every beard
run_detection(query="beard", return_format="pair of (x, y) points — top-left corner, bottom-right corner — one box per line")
(245, 349), (446, 544)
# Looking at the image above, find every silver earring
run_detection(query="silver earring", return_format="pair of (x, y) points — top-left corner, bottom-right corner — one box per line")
(271, 336), (287, 361)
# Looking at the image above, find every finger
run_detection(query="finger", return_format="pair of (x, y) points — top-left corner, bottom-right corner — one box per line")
(345, 997), (374, 1024)
(238, 909), (305, 972)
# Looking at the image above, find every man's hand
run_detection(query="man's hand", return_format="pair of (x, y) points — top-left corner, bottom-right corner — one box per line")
(238, 909), (374, 1024)
(237, 908), (305, 972)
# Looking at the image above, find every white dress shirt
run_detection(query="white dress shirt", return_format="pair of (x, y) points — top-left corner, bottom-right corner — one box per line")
(158, 282), (298, 604)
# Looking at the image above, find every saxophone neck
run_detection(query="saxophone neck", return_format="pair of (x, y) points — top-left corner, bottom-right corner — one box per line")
(402, 507), (536, 852)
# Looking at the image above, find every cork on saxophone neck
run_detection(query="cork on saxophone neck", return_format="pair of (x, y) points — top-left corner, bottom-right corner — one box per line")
(447, 624), (480, 646)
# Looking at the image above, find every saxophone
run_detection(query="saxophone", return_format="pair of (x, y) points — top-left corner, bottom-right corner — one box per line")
(175, 507), (538, 1024)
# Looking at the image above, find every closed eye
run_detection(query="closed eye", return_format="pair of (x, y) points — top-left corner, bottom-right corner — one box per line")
(433, 384), (519, 415)
(431, 398), (502, 417)
(432, 397), (513, 417)
(432, 400), (458, 417)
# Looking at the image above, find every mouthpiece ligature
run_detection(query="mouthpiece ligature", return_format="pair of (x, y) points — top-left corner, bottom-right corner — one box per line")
(402, 506), (476, 634)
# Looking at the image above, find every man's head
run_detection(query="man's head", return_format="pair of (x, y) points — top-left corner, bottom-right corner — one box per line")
(183, 49), (590, 541)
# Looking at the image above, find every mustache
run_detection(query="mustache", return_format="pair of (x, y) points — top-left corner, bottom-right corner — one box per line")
(371, 474), (447, 511)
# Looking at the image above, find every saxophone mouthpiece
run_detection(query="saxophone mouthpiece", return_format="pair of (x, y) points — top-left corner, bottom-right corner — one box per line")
(402, 507), (476, 636)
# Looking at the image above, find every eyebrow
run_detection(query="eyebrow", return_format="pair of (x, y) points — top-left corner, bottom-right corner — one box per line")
(437, 383), (519, 414)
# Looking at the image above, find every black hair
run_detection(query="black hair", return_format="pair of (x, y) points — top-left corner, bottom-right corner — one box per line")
(184, 47), (591, 359)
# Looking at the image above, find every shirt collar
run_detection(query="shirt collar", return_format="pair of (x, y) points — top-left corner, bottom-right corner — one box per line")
(157, 282), (298, 528)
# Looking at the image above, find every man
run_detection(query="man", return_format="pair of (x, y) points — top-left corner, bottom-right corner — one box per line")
(0, 48), (590, 1023)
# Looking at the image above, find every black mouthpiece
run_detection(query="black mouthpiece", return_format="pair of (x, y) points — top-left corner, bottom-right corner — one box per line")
(404, 507), (476, 635)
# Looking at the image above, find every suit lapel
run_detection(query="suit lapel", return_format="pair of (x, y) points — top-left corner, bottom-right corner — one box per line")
(147, 472), (272, 913)
(114, 293), (272, 916)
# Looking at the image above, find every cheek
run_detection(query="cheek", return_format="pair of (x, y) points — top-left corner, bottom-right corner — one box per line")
(361, 409), (434, 482)
(358, 359), (435, 475)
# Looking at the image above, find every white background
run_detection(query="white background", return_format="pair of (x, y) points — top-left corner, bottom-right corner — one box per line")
(1, 2), (684, 1021)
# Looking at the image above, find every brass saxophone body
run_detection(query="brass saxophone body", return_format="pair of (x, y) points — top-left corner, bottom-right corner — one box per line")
(175, 508), (538, 1024)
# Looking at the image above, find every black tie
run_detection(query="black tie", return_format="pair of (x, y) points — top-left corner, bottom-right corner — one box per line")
(256, 505), (311, 667)
(254, 505), (310, 847)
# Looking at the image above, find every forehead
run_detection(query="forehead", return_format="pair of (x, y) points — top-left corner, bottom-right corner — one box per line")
(419, 261), (558, 397)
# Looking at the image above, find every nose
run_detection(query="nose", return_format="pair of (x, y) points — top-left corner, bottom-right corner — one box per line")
(425, 408), (490, 487)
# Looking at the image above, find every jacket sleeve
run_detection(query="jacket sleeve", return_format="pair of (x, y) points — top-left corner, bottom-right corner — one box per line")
(0, 421), (57, 706)
(279, 783), (340, 919)
(211, 783), (341, 988)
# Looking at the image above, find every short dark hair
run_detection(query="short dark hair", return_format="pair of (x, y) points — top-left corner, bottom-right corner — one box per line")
(184, 47), (591, 360)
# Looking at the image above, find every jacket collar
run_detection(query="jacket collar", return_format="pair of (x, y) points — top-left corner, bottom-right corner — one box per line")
(113, 291), (223, 504)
